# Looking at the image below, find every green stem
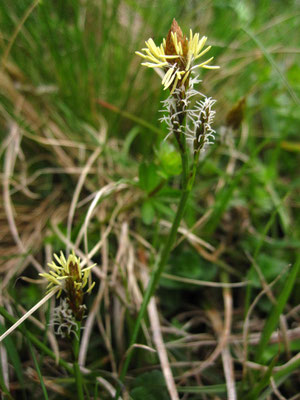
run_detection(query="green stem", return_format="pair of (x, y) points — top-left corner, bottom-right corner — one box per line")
(73, 322), (84, 400)
(180, 135), (189, 185)
(115, 142), (196, 398)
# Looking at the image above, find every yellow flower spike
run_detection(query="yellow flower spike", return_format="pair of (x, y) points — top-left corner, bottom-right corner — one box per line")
(136, 19), (219, 93)
(39, 250), (97, 321)
(39, 251), (96, 296)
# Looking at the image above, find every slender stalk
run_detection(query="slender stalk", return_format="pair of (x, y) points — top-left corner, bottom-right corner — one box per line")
(115, 142), (197, 398)
(73, 322), (84, 400)
(0, 290), (57, 343)
(180, 144), (189, 185)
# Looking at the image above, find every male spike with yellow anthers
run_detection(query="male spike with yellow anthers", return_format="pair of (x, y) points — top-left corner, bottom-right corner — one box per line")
(40, 251), (96, 320)
(0, 251), (96, 343)
(136, 19), (219, 94)
(39, 251), (96, 299)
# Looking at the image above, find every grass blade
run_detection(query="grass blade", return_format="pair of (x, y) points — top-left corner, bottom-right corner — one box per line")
(26, 334), (49, 400)
(0, 321), (26, 398)
(245, 357), (277, 400)
(255, 255), (300, 363)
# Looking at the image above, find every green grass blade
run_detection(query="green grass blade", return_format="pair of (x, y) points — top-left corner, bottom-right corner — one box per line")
(244, 196), (288, 316)
(255, 255), (300, 363)
(26, 334), (49, 400)
(178, 383), (241, 395)
(258, 354), (300, 399)
(0, 322), (26, 397)
(0, 370), (13, 400)
(245, 357), (277, 400)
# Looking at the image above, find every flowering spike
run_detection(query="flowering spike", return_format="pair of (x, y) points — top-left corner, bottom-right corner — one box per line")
(136, 20), (219, 152)
(136, 19), (219, 93)
(39, 250), (96, 321)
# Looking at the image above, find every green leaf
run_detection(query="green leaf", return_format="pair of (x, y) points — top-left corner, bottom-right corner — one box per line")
(141, 200), (155, 225)
(156, 141), (182, 178)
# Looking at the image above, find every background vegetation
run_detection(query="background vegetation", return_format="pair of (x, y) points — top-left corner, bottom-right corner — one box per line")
(0, 0), (300, 398)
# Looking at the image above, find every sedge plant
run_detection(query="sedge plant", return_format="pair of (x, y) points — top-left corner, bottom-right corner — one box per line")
(0, 19), (220, 398)
(0, 251), (96, 400)
(116, 19), (220, 397)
